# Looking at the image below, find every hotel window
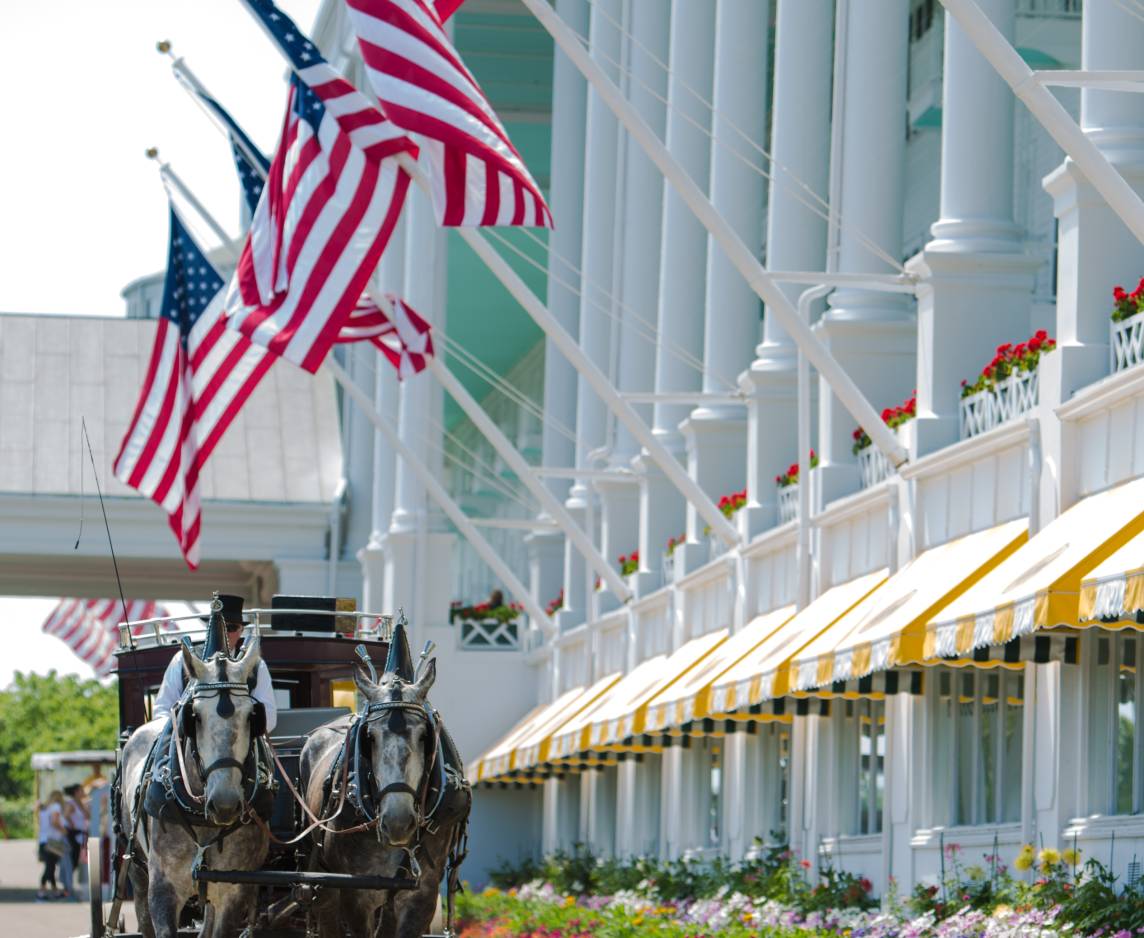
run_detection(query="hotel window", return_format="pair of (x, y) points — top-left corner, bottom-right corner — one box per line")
(1088, 634), (1144, 816)
(837, 699), (886, 835)
(932, 670), (1024, 826)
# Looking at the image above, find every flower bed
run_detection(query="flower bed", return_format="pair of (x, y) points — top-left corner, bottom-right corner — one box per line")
(458, 844), (1144, 938)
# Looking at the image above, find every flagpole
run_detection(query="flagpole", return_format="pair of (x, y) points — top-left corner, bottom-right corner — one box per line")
(394, 153), (741, 548)
(326, 357), (555, 635)
(517, 0), (911, 471)
(161, 44), (270, 179)
(147, 149), (235, 249)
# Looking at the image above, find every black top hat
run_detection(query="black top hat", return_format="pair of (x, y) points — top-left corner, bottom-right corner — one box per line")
(200, 593), (247, 660)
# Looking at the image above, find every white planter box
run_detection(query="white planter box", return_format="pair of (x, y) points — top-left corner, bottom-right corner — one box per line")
(454, 616), (521, 650)
(958, 369), (1038, 440)
(1112, 310), (1144, 374)
(778, 484), (799, 524)
(857, 445), (892, 489)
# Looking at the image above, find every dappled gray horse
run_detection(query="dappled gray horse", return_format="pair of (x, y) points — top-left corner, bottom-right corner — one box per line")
(300, 623), (469, 938)
(118, 634), (269, 938)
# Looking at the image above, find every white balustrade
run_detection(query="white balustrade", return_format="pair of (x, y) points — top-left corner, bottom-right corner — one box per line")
(959, 369), (1039, 439)
(778, 484), (800, 524)
(857, 445), (893, 489)
(454, 616), (522, 650)
(1112, 311), (1144, 374)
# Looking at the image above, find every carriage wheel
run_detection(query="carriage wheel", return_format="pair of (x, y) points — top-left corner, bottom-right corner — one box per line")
(88, 836), (106, 937)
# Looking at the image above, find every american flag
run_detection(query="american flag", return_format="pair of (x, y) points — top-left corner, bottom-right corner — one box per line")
(42, 599), (173, 676)
(336, 295), (434, 378)
(114, 209), (276, 567)
(344, 0), (553, 228)
(226, 0), (418, 373)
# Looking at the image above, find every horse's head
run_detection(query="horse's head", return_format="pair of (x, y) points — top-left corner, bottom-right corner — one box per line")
(354, 656), (437, 846)
(180, 632), (264, 826)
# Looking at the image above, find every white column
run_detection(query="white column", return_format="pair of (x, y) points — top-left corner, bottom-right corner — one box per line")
(743, 0), (832, 534)
(682, 0), (769, 552)
(359, 215), (405, 612)
(908, 0), (1037, 456)
(537, 0), (590, 620)
(384, 182), (452, 628)
(1043, 0), (1144, 410)
(815, 0), (914, 500)
(560, 0), (623, 630)
(642, 0), (715, 584)
(611, 0), (670, 464)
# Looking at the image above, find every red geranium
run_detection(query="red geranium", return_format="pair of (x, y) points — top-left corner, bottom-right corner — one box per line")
(961, 331), (1056, 399)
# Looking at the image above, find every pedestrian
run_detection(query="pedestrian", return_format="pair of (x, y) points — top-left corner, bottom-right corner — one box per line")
(36, 790), (68, 901)
(63, 785), (88, 890)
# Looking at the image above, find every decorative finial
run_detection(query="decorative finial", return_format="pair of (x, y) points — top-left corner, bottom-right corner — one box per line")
(210, 591), (223, 613)
(145, 147), (160, 161)
(156, 39), (172, 55)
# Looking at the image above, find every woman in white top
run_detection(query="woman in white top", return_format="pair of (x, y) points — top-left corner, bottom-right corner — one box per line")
(36, 791), (68, 900)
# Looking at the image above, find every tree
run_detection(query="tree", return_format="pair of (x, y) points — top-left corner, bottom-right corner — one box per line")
(0, 670), (119, 799)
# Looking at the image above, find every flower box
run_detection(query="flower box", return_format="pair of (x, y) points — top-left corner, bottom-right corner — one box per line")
(778, 484), (800, 524)
(857, 445), (892, 489)
(453, 616), (521, 650)
(958, 369), (1038, 439)
(852, 393), (914, 490)
(1112, 309), (1144, 374)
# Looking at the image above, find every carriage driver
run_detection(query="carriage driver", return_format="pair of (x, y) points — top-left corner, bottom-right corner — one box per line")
(155, 593), (278, 734)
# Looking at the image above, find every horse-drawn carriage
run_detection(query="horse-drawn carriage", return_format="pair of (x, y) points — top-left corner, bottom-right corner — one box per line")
(83, 594), (470, 938)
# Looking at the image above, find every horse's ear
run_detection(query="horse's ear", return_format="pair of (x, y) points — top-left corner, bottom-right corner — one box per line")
(237, 629), (261, 681)
(181, 639), (208, 684)
(354, 661), (380, 701)
(412, 658), (436, 700)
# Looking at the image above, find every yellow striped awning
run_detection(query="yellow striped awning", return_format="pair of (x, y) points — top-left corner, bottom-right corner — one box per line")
(642, 605), (796, 734)
(548, 667), (640, 761)
(586, 629), (729, 749)
(928, 476), (1144, 657)
(709, 569), (889, 714)
(511, 672), (623, 773)
(1080, 528), (1144, 625)
(468, 702), (553, 783)
(789, 519), (1029, 693)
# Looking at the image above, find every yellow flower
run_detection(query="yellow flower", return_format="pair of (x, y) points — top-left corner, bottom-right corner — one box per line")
(1062, 848), (1081, 867)
(1014, 845), (1035, 872)
(563, 896), (576, 907)
(1038, 847), (1061, 871)
(993, 904), (1012, 919)
(632, 915), (644, 926)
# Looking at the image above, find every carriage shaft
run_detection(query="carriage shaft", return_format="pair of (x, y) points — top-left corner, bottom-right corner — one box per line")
(192, 868), (419, 890)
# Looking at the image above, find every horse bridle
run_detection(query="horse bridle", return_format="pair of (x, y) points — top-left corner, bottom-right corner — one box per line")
(172, 680), (261, 804)
(352, 699), (443, 826)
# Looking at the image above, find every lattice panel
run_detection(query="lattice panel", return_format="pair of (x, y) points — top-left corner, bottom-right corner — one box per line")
(1112, 312), (1144, 375)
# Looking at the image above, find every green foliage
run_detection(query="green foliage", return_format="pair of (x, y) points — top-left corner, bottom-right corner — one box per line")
(0, 670), (119, 799)
(0, 798), (34, 838)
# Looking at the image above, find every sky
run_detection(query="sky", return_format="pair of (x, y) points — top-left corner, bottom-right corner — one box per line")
(0, 0), (321, 317)
(0, 0), (319, 683)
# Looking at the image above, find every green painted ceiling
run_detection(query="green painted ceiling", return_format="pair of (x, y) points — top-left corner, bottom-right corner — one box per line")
(445, 2), (554, 426)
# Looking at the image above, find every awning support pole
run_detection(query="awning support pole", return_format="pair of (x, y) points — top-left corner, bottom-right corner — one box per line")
(326, 357), (555, 636)
(516, 0), (909, 470)
(939, 0), (1144, 247)
(427, 357), (633, 602)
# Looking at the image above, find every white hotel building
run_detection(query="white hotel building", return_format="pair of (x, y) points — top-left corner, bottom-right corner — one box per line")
(25, 0), (1144, 892)
(301, 0), (1144, 891)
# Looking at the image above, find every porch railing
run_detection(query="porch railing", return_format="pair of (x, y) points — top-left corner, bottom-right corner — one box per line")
(778, 484), (800, 524)
(454, 616), (521, 650)
(959, 370), (1039, 439)
(1112, 311), (1144, 374)
(857, 445), (893, 489)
